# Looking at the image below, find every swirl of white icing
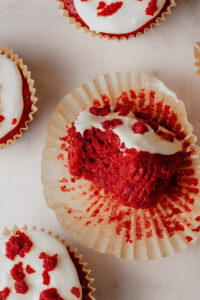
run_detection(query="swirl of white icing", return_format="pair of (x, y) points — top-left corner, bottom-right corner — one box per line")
(73, 0), (166, 34)
(0, 55), (24, 139)
(0, 230), (82, 300)
(75, 109), (183, 155)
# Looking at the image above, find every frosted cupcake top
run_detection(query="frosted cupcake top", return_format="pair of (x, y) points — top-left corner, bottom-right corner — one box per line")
(73, 0), (167, 34)
(75, 109), (182, 155)
(0, 230), (82, 300)
(0, 54), (24, 139)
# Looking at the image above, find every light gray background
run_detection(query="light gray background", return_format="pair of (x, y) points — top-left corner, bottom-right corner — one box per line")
(0, 0), (200, 299)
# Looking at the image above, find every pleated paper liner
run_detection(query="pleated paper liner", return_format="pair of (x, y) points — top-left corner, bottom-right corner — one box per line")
(0, 46), (37, 150)
(3, 225), (95, 300)
(194, 42), (200, 75)
(42, 72), (200, 260)
(57, 0), (176, 40)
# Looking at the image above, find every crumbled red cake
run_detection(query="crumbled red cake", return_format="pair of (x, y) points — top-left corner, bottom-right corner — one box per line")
(97, 1), (123, 17)
(42, 271), (50, 286)
(39, 288), (64, 300)
(132, 121), (149, 135)
(0, 287), (11, 300)
(146, 0), (158, 16)
(26, 265), (35, 274)
(101, 118), (123, 130)
(67, 121), (185, 209)
(10, 262), (28, 294)
(71, 287), (80, 298)
(5, 231), (33, 260)
(39, 252), (58, 272)
(10, 262), (25, 281)
(14, 280), (28, 294)
(0, 115), (5, 123)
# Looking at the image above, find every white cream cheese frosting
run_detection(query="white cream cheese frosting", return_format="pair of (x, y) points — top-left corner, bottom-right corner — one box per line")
(0, 55), (24, 139)
(0, 230), (82, 300)
(73, 0), (166, 34)
(75, 109), (182, 155)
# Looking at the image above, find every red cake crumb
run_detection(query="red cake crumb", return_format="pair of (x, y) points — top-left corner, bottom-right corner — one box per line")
(5, 231), (33, 260)
(102, 118), (123, 130)
(146, 0), (158, 16)
(157, 130), (174, 142)
(0, 115), (5, 122)
(97, 1), (106, 9)
(14, 280), (28, 294)
(42, 271), (50, 286)
(67, 124), (185, 209)
(0, 287), (11, 300)
(132, 121), (149, 134)
(26, 265), (35, 274)
(97, 1), (123, 17)
(185, 236), (193, 242)
(39, 288), (64, 300)
(10, 262), (28, 294)
(89, 103), (110, 116)
(11, 118), (18, 125)
(39, 252), (58, 271)
(10, 262), (25, 281)
(71, 287), (80, 298)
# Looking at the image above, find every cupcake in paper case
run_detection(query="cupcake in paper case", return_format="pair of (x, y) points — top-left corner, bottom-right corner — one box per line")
(58, 0), (176, 39)
(0, 46), (37, 150)
(42, 72), (200, 260)
(0, 226), (95, 300)
(194, 42), (200, 75)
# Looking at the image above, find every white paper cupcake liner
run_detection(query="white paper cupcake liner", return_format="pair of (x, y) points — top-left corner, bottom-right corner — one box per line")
(42, 72), (200, 260)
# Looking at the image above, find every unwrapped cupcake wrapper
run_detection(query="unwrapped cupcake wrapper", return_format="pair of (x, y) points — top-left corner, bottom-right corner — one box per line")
(4, 225), (95, 300)
(0, 46), (37, 150)
(42, 72), (200, 260)
(57, 0), (176, 40)
(194, 42), (200, 75)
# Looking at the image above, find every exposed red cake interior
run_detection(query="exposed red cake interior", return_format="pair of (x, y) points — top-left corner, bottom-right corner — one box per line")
(5, 231), (33, 260)
(39, 252), (58, 272)
(0, 69), (33, 145)
(60, 0), (171, 38)
(67, 123), (185, 208)
(71, 287), (81, 298)
(39, 288), (64, 300)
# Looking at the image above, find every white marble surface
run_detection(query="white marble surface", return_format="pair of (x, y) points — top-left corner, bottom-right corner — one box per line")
(0, 0), (200, 299)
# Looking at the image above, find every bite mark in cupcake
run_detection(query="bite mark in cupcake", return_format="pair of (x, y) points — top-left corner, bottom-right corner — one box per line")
(57, 89), (200, 244)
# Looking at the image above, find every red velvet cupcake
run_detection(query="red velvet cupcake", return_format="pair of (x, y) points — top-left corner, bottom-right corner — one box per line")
(42, 72), (200, 260)
(0, 46), (37, 149)
(58, 0), (176, 39)
(0, 226), (95, 299)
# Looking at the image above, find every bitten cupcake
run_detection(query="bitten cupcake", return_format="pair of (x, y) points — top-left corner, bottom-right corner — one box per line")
(0, 226), (95, 299)
(0, 46), (37, 149)
(58, 0), (175, 39)
(42, 72), (200, 260)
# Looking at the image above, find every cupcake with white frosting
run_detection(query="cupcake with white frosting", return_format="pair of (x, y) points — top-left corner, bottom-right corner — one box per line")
(0, 226), (95, 299)
(58, 0), (176, 39)
(0, 46), (37, 149)
(42, 72), (200, 260)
